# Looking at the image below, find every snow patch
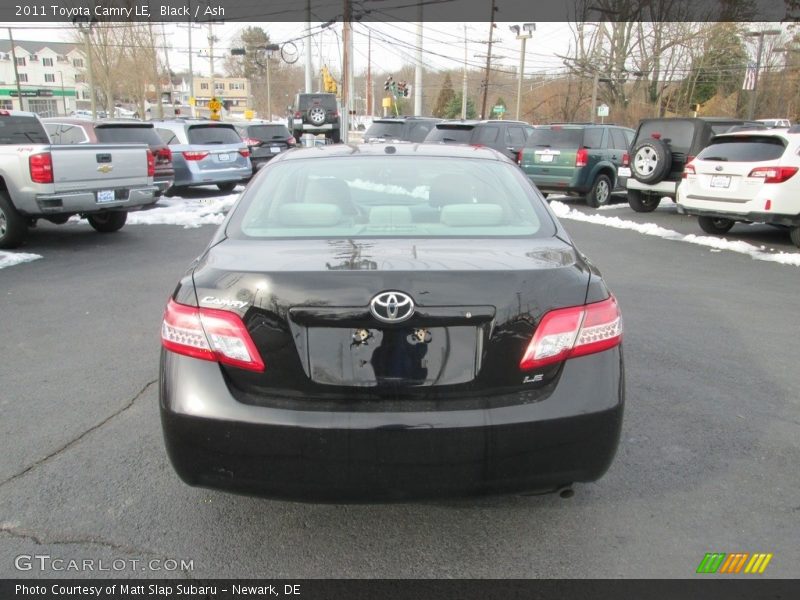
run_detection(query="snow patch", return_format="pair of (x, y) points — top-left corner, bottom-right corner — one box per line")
(550, 200), (800, 267)
(0, 251), (42, 270)
(349, 178), (429, 199)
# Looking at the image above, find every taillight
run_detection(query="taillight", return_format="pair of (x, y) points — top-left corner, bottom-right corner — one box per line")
(294, 111), (302, 119)
(287, 136), (296, 145)
(156, 147), (172, 163)
(682, 162), (695, 178)
(622, 152), (629, 167)
(161, 299), (265, 372)
(29, 152), (53, 184)
(146, 149), (155, 177)
(0, 110), (10, 116)
(242, 137), (260, 146)
(238, 148), (250, 158)
(748, 166), (798, 184)
(519, 296), (622, 371)
(517, 149), (523, 165)
(182, 151), (209, 161)
(576, 148), (588, 167)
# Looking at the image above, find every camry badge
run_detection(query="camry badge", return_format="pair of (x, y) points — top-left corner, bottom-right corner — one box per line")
(369, 291), (414, 323)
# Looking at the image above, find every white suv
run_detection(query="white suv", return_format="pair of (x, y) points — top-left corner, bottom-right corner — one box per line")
(676, 129), (800, 247)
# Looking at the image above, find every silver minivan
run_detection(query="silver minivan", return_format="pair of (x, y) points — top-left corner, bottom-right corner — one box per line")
(153, 120), (251, 193)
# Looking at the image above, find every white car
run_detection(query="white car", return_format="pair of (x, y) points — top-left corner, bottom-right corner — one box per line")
(756, 118), (791, 129)
(676, 129), (800, 247)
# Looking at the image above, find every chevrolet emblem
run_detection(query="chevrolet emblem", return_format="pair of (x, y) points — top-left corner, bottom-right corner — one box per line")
(97, 164), (113, 174)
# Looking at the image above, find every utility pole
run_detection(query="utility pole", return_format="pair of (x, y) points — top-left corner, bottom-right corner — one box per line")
(746, 29), (781, 120)
(366, 29), (372, 116)
(510, 24), (535, 121)
(161, 22), (173, 115)
(208, 22), (217, 114)
(462, 25), (468, 119)
(414, 4), (423, 115)
(341, 0), (352, 142)
(7, 28), (24, 111)
(305, 0), (313, 92)
(480, 0), (496, 120)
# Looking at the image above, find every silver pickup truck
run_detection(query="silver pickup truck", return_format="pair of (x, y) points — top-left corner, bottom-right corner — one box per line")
(0, 110), (158, 249)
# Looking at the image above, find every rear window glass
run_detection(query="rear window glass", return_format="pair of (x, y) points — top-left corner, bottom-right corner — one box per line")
(364, 122), (405, 139)
(95, 125), (161, 145)
(187, 125), (241, 145)
(228, 156), (553, 240)
(637, 121), (695, 150)
(526, 128), (583, 149)
(583, 128), (604, 148)
(425, 126), (474, 143)
(697, 136), (787, 162)
(244, 124), (291, 140)
(0, 116), (49, 144)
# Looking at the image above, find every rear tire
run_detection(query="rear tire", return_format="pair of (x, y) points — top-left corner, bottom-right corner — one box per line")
(87, 211), (127, 233)
(627, 189), (660, 212)
(586, 174), (612, 208)
(217, 182), (238, 193)
(791, 226), (800, 248)
(0, 191), (29, 249)
(697, 216), (734, 235)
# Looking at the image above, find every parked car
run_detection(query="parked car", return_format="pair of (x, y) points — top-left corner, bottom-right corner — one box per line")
(362, 116), (442, 143)
(288, 93), (341, 143)
(756, 118), (791, 129)
(676, 129), (800, 247)
(43, 118), (174, 196)
(152, 120), (251, 194)
(0, 110), (157, 248)
(424, 119), (535, 162)
(519, 123), (635, 207)
(231, 121), (296, 173)
(624, 117), (766, 212)
(159, 142), (625, 502)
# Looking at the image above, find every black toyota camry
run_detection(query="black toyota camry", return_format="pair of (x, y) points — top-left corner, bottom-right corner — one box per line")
(160, 142), (624, 502)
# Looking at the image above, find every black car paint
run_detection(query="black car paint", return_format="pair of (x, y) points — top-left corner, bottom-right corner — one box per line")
(160, 143), (623, 502)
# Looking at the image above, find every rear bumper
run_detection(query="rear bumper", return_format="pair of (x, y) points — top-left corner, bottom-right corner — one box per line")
(160, 349), (625, 502)
(32, 187), (158, 215)
(174, 164), (251, 188)
(676, 205), (800, 226)
(626, 179), (678, 195)
(524, 172), (586, 195)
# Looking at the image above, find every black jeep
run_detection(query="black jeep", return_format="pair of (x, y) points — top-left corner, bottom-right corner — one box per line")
(289, 93), (341, 143)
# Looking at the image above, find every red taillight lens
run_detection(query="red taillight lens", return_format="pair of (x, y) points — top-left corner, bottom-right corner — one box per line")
(182, 151), (209, 161)
(517, 149), (523, 165)
(682, 162), (695, 178)
(748, 166), (798, 184)
(242, 137), (260, 146)
(238, 148), (250, 158)
(519, 296), (622, 371)
(156, 147), (172, 163)
(622, 152), (629, 167)
(146, 149), (155, 177)
(576, 148), (588, 167)
(161, 299), (265, 372)
(29, 152), (53, 184)
(287, 136), (296, 145)
(294, 111), (302, 119)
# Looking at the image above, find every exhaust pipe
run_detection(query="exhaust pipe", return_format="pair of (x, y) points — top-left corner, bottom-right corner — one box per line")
(557, 485), (575, 499)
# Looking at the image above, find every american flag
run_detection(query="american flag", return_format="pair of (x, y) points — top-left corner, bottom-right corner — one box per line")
(742, 62), (758, 91)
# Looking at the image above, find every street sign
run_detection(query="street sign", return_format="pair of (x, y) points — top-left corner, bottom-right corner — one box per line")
(492, 105), (506, 114)
(597, 104), (609, 117)
(208, 97), (222, 112)
(244, 109), (254, 120)
(188, 97), (196, 107)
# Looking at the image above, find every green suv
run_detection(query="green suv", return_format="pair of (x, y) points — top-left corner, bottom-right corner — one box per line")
(519, 123), (634, 207)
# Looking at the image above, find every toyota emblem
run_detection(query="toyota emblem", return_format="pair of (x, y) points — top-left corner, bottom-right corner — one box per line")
(369, 291), (415, 323)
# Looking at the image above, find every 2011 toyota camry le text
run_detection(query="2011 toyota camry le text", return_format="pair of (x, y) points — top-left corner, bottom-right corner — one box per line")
(159, 142), (625, 503)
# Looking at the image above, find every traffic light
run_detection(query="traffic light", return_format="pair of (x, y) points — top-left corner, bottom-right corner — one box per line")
(403, 84), (411, 98)
(384, 76), (393, 92)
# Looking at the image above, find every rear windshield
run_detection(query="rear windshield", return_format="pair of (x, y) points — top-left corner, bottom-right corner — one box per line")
(0, 115), (49, 144)
(95, 125), (161, 145)
(637, 121), (695, 150)
(364, 122), (405, 139)
(187, 125), (241, 145)
(425, 126), (474, 143)
(228, 156), (553, 239)
(298, 95), (337, 109)
(243, 124), (291, 140)
(526, 128), (583, 149)
(697, 136), (787, 162)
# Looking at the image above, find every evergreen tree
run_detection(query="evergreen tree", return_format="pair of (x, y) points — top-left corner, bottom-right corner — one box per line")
(432, 74), (456, 118)
(444, 92), (476, 119)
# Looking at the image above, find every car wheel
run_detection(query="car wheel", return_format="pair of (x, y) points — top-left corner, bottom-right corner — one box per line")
(87, 211), (127, 233)
(307, 106), (326, 126)
(627, 189), (660, 212)
(790, 226), (800, 248)
(328, 130), (342, 144)
(217, 182), (238, 193)
(586, 174), (612, 208)
(697, 216), (734, 235)
(0, 191), (28, 249)
(630, 139), (671, 184)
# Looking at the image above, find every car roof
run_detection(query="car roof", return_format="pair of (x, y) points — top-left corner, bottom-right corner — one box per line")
(371, 116), (441, 123)
(268, 142), (511, 163)
(435, 119), (529, 126)
(712, 129), (799, 142)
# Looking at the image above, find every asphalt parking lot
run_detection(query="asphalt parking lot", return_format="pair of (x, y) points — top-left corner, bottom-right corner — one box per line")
(1, 190), (798, 578)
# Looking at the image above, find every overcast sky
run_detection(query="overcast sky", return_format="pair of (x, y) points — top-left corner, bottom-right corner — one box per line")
(0, 21), (576, 79)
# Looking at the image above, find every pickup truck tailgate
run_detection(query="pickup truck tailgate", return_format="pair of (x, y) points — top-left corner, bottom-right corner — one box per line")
(50, 144), (150, 193)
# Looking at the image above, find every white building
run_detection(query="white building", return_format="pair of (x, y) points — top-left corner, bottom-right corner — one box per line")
(0, 40), (88, 116)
